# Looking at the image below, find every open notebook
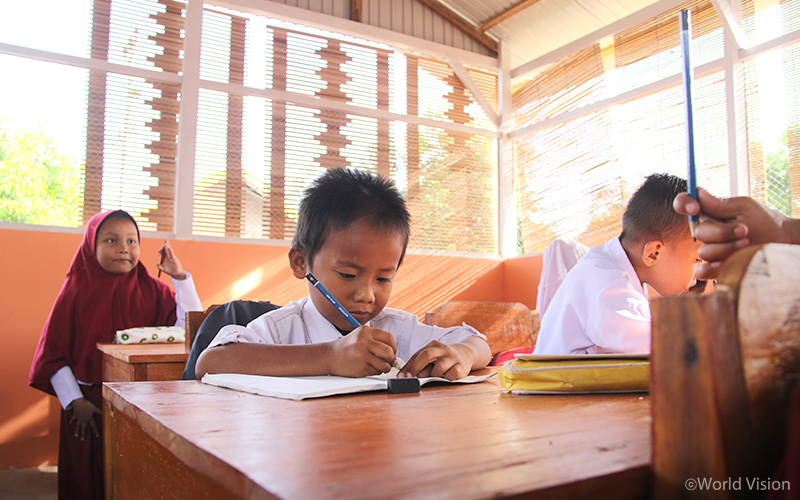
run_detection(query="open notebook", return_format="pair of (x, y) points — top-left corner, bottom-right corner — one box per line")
(201, 363), (495, 401)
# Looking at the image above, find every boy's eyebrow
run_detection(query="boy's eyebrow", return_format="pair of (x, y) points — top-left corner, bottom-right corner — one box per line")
(336, 260), (397, 273)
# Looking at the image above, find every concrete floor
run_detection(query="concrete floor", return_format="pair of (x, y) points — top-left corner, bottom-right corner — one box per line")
(0, 467), (58, 500)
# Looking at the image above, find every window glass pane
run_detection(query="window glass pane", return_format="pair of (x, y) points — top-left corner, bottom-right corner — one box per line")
(190, 4), (498, 252)
(0, 55), (87, 226)
(745, 43), (800, 217)
(0, 0), (92, 58)
(743, 0), (800, 46)
(513, 1), (729, 253)
(106, 0), (184, 73)
(1, 0), (498, 253)
(98, 72), (178, 230)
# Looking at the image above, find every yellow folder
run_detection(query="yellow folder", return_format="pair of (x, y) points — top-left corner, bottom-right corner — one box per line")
(497, 354), (649, 394)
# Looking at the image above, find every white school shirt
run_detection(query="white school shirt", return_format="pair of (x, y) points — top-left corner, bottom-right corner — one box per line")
(51, 272), (203, 409)
(534, 237), (651, 355)
(207, 296), (485, 363)
(536, 238), (589, 317)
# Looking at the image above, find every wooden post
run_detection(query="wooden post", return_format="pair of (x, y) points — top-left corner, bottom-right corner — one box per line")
(651, 293), (754, 500)
(651, 244), (800, 500)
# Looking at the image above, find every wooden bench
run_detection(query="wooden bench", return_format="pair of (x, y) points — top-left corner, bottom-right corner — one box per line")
(425, 300), (540, 357)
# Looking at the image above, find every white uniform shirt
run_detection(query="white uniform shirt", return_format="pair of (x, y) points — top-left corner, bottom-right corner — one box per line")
(536, 238), (589, 316)
(51, 272), (203, 409)
(207, 296), (485, 363)
(534, 237), (651, 355)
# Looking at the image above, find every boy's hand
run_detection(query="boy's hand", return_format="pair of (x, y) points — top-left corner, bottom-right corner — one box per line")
(157, 240), (187, 280)
(397, 340), (471, 380)
(69, 398), (101, 440)
(329, 326), (396, 377)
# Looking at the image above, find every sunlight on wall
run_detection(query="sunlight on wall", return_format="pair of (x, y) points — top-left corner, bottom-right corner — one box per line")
(391, 254), (501, 318)
(230, 268), (265, 298)
(204, 260), (307, 308)
(0, 397), (50, 444)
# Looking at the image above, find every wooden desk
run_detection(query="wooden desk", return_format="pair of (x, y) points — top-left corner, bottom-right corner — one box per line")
(97, 343), (188, 382)
(103, 376), (651, 500)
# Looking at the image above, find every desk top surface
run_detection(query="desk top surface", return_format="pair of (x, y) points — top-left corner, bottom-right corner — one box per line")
(96, 342), (187, 363)
(103, 375), (651, 500)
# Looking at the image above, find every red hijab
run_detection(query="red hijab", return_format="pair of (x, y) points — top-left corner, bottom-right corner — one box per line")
(29, 210), (178, 394)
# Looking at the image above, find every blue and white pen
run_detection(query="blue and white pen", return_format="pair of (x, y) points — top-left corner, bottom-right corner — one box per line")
(680, 9), (699, 241)
(305, 272), (361, 329)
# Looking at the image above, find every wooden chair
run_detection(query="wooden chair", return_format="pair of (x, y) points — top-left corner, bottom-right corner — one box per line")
(651, 244), (800, 499)
(424, 301), (540, 357)
(183, 300), (281, 380)
(185, 304), (218, 351)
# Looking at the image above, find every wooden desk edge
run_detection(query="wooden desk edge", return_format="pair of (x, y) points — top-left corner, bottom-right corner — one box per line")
(97, 342), (188, 363)
(103, 381), (649, 500)
(103, 382), (266, 499)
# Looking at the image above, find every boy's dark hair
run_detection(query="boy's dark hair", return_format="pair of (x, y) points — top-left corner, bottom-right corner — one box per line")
(292, 168), (411, 267)
(620, 173), (689, 244)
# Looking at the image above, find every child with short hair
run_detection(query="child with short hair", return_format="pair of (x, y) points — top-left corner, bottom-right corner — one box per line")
(534, 173), (703, 355)
(196, 168), (491, 380)
(29, 210), (202, 500)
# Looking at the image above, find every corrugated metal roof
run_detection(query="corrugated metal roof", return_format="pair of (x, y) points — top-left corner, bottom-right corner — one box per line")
(440, 0), (661, 70)
(274, 0), (682, 79)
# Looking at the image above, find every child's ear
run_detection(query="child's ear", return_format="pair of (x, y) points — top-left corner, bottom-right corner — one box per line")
(288, 247), (309, 279)
(641, 240), (663, 267)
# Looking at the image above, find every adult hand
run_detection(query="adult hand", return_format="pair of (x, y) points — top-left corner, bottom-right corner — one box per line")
(674, 189), (796, 279)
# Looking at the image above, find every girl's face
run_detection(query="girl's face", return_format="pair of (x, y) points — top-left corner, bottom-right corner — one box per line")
(95, 217), (140, 275)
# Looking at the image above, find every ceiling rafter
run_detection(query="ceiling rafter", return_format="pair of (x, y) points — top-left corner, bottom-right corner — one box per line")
(479, 0), (544, 32)
(350, 0), (362, 23)
(415, 0), (499, 53)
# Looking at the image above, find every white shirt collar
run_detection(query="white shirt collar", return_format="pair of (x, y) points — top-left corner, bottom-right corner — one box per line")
(300, 296), (374, 342)
(605, 237), (645, 296)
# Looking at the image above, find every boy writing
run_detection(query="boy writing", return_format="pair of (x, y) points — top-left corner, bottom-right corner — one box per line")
(534, 173), (703, 355)
(196, 168), (491, 379)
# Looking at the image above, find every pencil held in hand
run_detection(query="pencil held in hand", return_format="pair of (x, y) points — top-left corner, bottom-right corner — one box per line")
(157, 240), (167, 278)
(305, 272), (361, 329)
(680, 9), (700, 241)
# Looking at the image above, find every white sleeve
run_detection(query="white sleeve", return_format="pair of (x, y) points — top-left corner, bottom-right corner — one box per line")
(206, 324), (271, 349)
(172, 271), (203, 329)
(587, 283), (652, 354)
(50, 366), (84, 410)
(395, 313), (487, 362)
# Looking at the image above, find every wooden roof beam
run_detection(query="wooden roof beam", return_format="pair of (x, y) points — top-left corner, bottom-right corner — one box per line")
(479, 0), (543, 32)
(351, 0), (362, 23)
(416, 0), (498, 53)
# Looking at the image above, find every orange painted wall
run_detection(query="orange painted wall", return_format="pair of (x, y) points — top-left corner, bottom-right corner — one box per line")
(452, 255), (543, 310)
(0, 226), (542, 468)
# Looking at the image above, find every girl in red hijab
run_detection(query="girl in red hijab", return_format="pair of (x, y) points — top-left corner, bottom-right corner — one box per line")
(29, 210), (202, 500)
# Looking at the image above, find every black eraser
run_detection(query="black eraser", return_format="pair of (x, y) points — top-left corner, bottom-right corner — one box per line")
(387, 378), (420, 394)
